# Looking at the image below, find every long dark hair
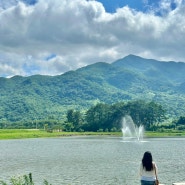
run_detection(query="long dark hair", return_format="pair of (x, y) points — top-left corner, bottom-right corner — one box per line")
(142, 151), (154, 171)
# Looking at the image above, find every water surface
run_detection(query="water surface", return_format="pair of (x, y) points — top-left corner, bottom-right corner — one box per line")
(0, 136), (185, 185)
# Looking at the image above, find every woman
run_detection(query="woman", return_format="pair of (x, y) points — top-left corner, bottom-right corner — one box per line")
(139, 151), (158, 185)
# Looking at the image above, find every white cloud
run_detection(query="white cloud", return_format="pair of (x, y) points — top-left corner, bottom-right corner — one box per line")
(0, 0), (185, 77)
(0, 0), (18, 9)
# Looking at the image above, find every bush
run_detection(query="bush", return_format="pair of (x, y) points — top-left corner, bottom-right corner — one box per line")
(110, 127), (117, 132)
(0, 173), (52, 185)
(177, 125), (185, 131)
(97, 128), (103, 132)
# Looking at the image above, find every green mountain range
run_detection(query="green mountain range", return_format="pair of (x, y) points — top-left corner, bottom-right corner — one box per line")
(0, 54), (185, 123)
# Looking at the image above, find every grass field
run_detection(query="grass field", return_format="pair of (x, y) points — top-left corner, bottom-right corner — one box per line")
(0, 129), (185, 140)
(0, 129), (122, 140)
(145, 131), (185, 137)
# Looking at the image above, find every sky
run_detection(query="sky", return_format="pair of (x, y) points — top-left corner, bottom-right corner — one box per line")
(0, 0), (185, 77)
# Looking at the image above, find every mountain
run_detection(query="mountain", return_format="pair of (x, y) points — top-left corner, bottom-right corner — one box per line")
(0, 54), (185, 123)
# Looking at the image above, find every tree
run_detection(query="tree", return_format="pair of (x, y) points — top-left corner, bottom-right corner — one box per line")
(85, 103), (111, 131)
(109, 102), (126, 129)
(84, 100), (166, 131)
(145, 101), (165, 129)
(67, 109), (74, 123)
(176, 116), (185, 125)
(124, 100), (146, 127)
(66, 109), (82, 131)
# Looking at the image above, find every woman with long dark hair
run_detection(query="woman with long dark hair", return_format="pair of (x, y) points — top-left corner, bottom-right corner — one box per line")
(139, 151), (158, 185)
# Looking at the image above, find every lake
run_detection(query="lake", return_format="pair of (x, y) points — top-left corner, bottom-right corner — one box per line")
(0, 136), (185, 185)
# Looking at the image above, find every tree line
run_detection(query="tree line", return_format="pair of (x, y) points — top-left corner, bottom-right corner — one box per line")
(2, 100), (185, 132)
(65, 100), (165, 132)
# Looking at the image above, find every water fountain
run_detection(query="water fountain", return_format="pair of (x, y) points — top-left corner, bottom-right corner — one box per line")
(121, 115), (144, 141)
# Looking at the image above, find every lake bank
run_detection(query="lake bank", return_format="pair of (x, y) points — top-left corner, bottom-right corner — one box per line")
(1, 129), (185, 140)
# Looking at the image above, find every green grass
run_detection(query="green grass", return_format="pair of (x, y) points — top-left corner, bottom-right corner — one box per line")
(1, 129), (185, 140)
(0, 173), (52, 185)
(145, 131), (185, 137)
(0, 129), (121, 140)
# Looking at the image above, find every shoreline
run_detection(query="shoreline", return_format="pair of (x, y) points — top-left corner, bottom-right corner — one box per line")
(1, 129), (185, 140)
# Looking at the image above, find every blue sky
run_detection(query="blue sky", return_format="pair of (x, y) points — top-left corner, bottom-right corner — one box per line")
(0, 0), (185, 77)
(20, 0), (179, 13)
(97, 0), (153, 13)
(101, 0), (176, 11)
(96, 0), (180, 16)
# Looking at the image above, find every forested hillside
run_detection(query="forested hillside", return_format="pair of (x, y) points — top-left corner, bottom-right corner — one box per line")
(0, 54), (185, 124)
